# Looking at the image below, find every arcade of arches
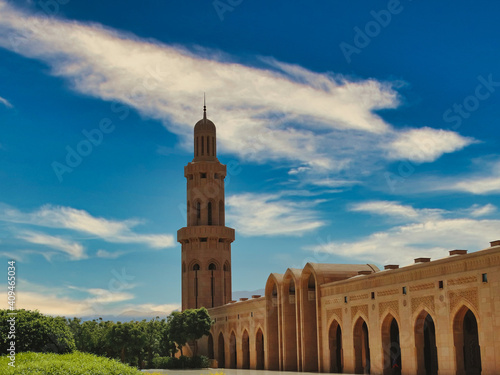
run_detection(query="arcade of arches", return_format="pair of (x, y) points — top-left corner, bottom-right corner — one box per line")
(194, 246), (500, 375)
(179, 109), (500, 374)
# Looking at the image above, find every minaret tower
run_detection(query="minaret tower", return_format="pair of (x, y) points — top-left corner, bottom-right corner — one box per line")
(177, 102), (235, 310)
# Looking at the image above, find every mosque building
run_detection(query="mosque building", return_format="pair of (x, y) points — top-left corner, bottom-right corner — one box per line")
(177, 107), (500, 375)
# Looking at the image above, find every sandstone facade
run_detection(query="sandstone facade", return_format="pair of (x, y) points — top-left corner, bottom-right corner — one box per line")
(178, 111), (500, 374)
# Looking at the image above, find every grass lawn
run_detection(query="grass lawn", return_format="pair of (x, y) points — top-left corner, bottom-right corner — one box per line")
(0, 352), (143, 375)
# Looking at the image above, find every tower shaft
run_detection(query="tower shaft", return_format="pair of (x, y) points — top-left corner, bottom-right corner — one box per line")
(177, 109), (234, 310)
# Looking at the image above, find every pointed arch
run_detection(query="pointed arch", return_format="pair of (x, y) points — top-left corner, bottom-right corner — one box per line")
(242, 329), (250, 369)
(282, 268), (301, 371)
(218, 332), (225, 368)
(328, 318), (343, 373)
(256, 328), (265, 370)
(229, 330), (237, 369)
(353, 316), (370, 374)
(453, 305), (481, 375)
(265, 273), (283, 371)
(300, 264), (319, 372)
(381, 312), (401, 375)
(414, 309), (438, 375)
(207, 332), (214, 359)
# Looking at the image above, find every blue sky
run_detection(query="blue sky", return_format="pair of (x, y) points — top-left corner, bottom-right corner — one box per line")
(0, 0), (499, 318)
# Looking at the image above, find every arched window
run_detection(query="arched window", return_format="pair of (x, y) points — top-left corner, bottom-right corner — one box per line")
(193, 263), (200, 308)
(208, 201), (213, 225)
(308, 273), (316, 290)
(209, 263), (216, 307)
(219, 200), (224, 226)
(223, 262), (230, 304)
(196, 201), (201, 225)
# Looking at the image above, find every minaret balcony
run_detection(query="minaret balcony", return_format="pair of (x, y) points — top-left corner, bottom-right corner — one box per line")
(177, 225), (235, 243)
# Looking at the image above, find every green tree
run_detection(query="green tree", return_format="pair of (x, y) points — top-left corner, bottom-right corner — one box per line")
(0, 309), (75, 353)
(166, 311), (187, 356)
(143, 317), (167, 366)
(166, 308), (213, 356)
(184, 308), (212, 355)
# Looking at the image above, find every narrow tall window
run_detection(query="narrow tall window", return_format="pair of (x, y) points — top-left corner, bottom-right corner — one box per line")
(187, 201), (191, 225)
(212, 137), (215, 156)
(201, 136), (204, 155)
(195, 137), (198, 156)
(219, 200), (224, 226)
(196, 201), (201, 225)
(209, 263), (216, 307)
(207, 136), (210, 155)
(208, 202), (213, 225)
(223, 263), (228, 304)
(193, 263), (200, 308)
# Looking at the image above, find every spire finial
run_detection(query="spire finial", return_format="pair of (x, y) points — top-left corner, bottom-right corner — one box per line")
(203, 92), (206, 120)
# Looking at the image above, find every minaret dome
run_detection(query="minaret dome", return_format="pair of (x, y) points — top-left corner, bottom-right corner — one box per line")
(193, 105), (217, 161)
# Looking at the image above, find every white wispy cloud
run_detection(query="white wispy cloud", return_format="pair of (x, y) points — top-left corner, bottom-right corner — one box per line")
(0, 1), (473, 183)
(387, 127), (475, 163)
(67, 285), (134, 304)
(307, 200), (500, 266)
(0, 280), (179, 317)
(226, 192), (325, 236)
(0, 95), (12, 108)
(96, 249), (125, 259)
(350, 200), (445, 222)
(469, 203), (497, 217)
(0, 203), (175, 250)
(17, 231), (86, 260)
(452, 176), (500, 195)
(417, 159), (500, 195)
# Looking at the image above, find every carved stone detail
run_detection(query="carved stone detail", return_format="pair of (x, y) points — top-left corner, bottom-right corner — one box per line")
(449, 287), (479, 313)
(326, 307), (343, 325)
(379, 300), (399, 319)
(351, 293), (369, 301)
(448, 276), (478, 286)
(378, 288), (399, 297)
(411, 295), (435, 315)
(351, 304), (369, 321)
(410, 282), (435, 292)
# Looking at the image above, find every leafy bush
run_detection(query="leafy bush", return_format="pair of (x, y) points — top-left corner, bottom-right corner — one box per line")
(152, 356), (175, 369)
(189, 355), (211, 368)
(0, 310), (75, 354)
(0, 351), (143, 375)
(151, 355), (210, 369)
